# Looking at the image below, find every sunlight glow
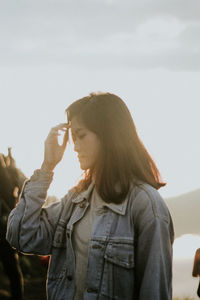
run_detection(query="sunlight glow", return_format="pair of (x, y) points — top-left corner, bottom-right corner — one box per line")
(48, 131), (83, 198)
(173, 234), (200, 260)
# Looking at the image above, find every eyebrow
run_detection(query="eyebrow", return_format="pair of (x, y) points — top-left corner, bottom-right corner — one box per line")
(71, 128), (85, 135)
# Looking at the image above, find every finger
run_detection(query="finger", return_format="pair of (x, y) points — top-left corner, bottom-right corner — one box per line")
(47, 129), (60, 138)
(52, 123), (71, 131)
(65, 120), (71, 128)
(61, 128), (69, 148)
(47, 123), (70, 141)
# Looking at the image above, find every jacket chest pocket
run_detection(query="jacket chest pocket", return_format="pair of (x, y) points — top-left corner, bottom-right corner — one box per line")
(48, 221), (67, 280)
(52, 220), (67, 248)
(101, 240), (135, 300)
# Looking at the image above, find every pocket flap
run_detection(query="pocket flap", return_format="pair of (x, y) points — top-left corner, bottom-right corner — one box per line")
(104, 241), (134, 269)
(52, 220), (66, 248)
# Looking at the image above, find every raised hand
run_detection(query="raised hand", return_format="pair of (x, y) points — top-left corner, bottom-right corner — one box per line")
(41, 122), (71, 171)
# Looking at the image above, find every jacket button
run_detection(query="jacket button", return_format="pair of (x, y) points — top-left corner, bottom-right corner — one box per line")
(67, 275), (72, 281)
(87, 288), (97, 293)
(79, 202), (86, 208)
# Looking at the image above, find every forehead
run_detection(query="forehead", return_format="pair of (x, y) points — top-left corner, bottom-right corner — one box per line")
(71, 117), (86, 133)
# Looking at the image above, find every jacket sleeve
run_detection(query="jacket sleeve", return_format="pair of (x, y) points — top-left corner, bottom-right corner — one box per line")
(6, 169), (64, 255)
(132, 186), (174, 300)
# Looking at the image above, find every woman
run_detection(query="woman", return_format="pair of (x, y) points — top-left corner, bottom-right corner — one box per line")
(7, 92), (174, 300)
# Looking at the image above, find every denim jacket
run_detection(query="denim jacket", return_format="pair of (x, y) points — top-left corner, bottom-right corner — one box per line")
(6, 169), (174, 300)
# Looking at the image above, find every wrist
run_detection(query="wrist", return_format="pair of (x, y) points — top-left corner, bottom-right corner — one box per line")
(41, 162), (55, 172)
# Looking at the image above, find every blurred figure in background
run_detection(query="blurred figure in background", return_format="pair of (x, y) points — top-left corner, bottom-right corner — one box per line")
(0, 148), (26, 300)
(192, 248), (200, 297)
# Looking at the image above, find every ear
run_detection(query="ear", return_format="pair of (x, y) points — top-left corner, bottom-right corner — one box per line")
(13, 186), (19, 198)
(0, 154), (6, 168)
(5, 156), (11, 167)
(8, 147), (16, 167)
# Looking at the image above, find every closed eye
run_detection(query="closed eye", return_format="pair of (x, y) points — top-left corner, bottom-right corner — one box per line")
(78, 134), (86, 139)
(72, 133), (86, 142)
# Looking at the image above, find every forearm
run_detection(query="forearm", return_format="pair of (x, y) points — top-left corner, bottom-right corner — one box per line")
(6, 169), (57, 255)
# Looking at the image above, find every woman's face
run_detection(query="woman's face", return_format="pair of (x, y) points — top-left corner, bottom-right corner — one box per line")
(71, 117), (101, 170)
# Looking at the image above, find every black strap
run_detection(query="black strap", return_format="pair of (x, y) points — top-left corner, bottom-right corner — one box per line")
(197, 279), (200, 297)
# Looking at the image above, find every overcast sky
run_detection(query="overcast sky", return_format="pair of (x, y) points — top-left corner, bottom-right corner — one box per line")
(0, 0), (200, 199)
(1, 0), (200, 70)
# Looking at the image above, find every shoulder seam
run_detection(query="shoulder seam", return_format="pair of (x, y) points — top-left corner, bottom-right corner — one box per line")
(133, 185), (169, 223)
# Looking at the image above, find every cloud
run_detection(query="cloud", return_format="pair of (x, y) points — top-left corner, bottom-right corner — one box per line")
(0, 0), (200, 70)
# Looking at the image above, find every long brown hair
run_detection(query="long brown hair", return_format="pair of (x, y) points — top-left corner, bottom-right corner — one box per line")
(66, 92), (165, 204)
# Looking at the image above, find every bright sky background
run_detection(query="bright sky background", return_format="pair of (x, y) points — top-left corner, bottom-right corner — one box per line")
(0, 0), (200, 199)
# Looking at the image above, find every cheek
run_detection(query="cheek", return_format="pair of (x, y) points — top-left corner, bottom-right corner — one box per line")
(84, 134), (101, 160)
(93, 140), (101, 160)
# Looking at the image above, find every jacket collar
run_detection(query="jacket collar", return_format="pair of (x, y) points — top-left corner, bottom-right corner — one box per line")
(71, 182), (130, 216)
(103, 196), (129, 215)
(71, 182), (95, 203)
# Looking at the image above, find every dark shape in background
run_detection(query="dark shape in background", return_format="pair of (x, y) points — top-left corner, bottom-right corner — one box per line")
(192, 248), (200, 298)
(0, 149), (47, 300)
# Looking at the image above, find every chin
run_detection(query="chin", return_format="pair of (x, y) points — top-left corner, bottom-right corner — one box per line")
(80, 164), (88, 170)
(79, 162), (92, 171)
